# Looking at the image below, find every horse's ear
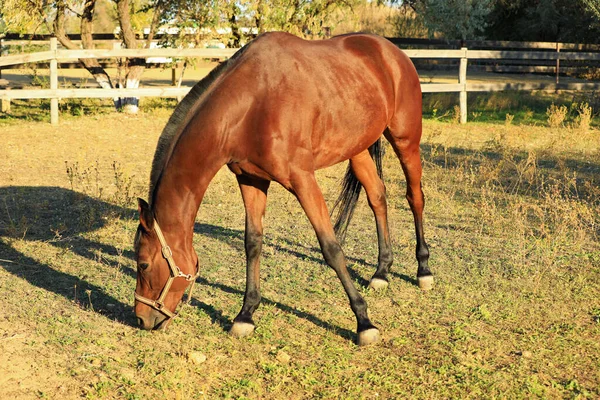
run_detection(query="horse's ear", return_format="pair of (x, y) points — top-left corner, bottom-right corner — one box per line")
(137, 198), (155, 232)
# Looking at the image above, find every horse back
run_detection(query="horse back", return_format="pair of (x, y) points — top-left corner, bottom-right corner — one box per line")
(189, 33), (421, 180)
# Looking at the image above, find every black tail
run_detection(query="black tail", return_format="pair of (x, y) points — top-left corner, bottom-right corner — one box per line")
(331, 138), (384, 244)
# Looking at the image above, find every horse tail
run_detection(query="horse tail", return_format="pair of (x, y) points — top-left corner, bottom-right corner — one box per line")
(332, 137), (384, 244)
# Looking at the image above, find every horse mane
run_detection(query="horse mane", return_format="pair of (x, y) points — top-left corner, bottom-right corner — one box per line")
(148, 46), (249, 204)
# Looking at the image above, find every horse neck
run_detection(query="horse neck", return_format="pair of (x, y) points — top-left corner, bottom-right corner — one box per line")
(151, 140), (226, 245)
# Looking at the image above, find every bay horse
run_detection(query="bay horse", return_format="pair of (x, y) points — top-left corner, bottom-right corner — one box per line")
(134, 32), (432, 346)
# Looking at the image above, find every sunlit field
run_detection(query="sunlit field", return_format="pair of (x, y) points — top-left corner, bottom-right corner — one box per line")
(1, 108), (598, 398)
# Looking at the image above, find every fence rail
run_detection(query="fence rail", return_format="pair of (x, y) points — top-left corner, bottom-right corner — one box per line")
(1, 37), (600, 124)
(6, 47), (600, 65)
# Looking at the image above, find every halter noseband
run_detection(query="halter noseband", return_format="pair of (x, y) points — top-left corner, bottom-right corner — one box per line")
(134, 218), (199, 319)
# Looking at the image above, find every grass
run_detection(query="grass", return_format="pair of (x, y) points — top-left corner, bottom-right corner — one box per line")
(0, 110), (599, 399)
(423, 90), (600, 127)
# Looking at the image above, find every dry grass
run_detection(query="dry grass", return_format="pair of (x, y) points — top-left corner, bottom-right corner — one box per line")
(547, 103), (569, 128)
(574, 102), (593, 132)
(0, 113), (599, 399)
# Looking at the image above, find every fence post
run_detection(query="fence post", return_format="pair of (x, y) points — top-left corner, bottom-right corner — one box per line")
(556, 42), (561, 85)
(50, 37), (59, 125)
(0, 37), (7, 114)
(459, 47), (468, 124)
(1, 88), (10, 113)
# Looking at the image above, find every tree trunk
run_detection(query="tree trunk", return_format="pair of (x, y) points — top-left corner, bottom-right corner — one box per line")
(116, 0), (146, 114)
(50, 0), (164, 113)
(54, 0), (116, 98)
(229, 5), (242, 48)
(255, 0), (264, 34)
(145, 0), (164, 48)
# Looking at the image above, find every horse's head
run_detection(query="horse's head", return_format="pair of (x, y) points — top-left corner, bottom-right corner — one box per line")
(133, 198), (199, 330)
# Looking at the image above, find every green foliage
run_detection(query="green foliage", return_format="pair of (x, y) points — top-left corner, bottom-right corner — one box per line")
(158, 0), (223, 48)
(332, 2), (403, 37)
(487, 0), (600, 42)
(257, 0), (357, 37)
(416, 0), (493, 39)
(390, 4), (428, 37)
(0, 0), (50, 34)
(581, 0), (600, 18)
(154, 0), (358, 49)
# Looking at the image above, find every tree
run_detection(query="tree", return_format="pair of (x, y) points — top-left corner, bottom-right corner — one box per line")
(331, 1), (427, 38)
(252, 0), (357, 38)
(2, 0), (364, 114)
(581, 0), (600, 18)
(414, 0), (493, 40)
(1, 0), (162, 113)
(392, 3), (427, 38)
(486, 0), (600, 42)
(157, 0), (222, 48)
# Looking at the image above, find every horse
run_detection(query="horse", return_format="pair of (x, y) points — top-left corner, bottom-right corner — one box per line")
(134, 32), (432, 346)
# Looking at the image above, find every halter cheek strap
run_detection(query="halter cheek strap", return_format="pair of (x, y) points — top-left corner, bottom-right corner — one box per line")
(134, 219), (200, 319)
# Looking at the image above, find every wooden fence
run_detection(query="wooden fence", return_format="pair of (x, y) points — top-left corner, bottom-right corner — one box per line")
(2, 37), (600, 124)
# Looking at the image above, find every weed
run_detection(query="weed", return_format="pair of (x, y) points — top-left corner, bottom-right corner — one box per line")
(63, 160), (136, 207)
(27, 65), (50, 88)
(452, 105), (461, 124)
(2, 198), (30, 239)
(65, 160), (103, 199)
(140, 98), (178, 112)
(572, 102), (593, 131)
(546, 103), (568, 127)
(86, 290), (94, 312)
(112, 161), (135, 207)
(522, 107), (534, 122)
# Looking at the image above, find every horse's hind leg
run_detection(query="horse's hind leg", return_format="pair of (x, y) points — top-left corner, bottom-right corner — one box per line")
(384, 123), (433, 290)
(290, 172), (380, 346)
(349, 151), (393, 290)
(230, 175), (270, 338)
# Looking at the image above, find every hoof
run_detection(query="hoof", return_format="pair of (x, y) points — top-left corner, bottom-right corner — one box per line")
(357, 328), (380, 346)
(368, 278), (389, 290)
(229, 322), (255, 338)
(418, 275), (434, 291)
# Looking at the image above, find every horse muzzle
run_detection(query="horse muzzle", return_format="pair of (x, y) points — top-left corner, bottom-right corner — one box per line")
(136, 309), (171, 331)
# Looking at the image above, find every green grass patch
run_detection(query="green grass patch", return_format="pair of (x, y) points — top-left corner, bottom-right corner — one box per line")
(423, 91), (600, 127)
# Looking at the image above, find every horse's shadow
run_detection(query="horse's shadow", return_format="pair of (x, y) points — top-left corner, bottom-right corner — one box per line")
(0, 185), (394, 340)
(0, 186), (138, 325)
(194, 222), (417, 287)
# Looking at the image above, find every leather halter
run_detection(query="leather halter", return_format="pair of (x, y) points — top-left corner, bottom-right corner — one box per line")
(134, 218), (199, 319)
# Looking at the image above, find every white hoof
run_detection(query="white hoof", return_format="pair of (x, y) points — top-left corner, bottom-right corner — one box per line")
(418, 275), (434, 291)
(368, 278), (389, 290)
(357, 328), (381, 346)
(229, 322), (255, 338)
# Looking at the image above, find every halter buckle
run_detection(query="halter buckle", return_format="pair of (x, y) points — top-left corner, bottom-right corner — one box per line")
(162, 245), (173, 259)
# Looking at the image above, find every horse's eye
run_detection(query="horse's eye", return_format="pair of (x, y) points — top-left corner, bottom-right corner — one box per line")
(139, 263), (150, 270)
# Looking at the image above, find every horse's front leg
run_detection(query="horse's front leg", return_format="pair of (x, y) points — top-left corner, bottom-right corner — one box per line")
(229, 175), (270, 338)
